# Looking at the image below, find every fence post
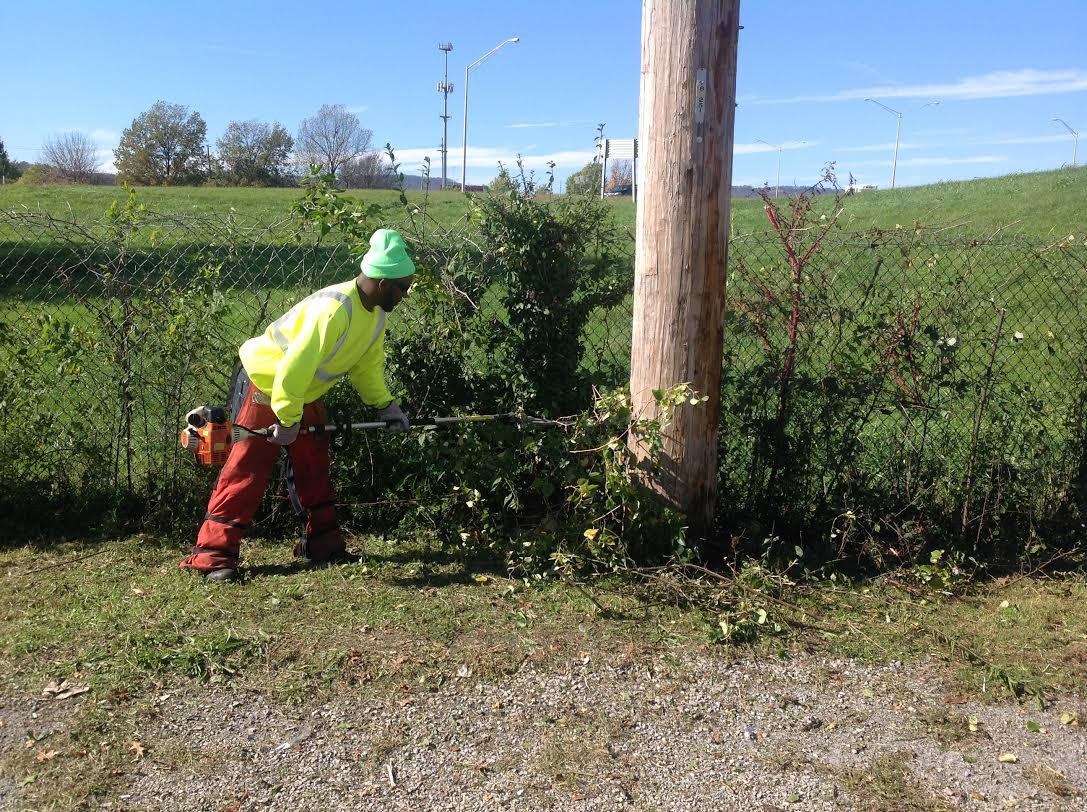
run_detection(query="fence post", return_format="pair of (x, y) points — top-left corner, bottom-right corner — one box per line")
(628, 0), (740, 541)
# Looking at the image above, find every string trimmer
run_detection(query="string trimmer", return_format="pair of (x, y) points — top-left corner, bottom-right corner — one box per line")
(180, 404), (566, 466)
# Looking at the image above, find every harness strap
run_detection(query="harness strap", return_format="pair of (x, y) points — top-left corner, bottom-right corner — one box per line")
(202, 512), (249, 530)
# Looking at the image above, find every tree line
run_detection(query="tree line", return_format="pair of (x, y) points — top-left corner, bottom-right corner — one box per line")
(1, 101), (399, 189)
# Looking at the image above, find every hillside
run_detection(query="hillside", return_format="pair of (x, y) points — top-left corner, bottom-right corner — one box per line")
(2, 166), (1085, 239)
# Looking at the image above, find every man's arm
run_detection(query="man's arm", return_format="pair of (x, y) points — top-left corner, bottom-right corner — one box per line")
(346, 329), (395, 409)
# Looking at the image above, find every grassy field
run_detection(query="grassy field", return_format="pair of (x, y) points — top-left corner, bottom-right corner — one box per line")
(2, 165), (1085, 237)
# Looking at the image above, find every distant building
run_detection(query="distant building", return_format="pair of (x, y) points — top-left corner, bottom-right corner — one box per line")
(847, 183), (879, 193)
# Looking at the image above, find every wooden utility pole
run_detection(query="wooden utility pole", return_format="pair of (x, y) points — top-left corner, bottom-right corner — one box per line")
(628, 0), (740, 539)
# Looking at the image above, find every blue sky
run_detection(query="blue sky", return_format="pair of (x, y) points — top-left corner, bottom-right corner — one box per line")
(2, 0), (1085, 190)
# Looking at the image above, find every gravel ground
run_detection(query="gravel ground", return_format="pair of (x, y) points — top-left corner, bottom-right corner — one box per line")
(2, 651), (1084, 811)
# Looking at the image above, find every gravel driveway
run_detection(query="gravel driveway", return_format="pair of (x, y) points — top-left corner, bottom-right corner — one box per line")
(2, 651), (1084, 811)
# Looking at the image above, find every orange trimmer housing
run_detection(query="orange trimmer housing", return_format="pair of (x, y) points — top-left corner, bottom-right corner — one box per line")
(180, 406), (233, 466)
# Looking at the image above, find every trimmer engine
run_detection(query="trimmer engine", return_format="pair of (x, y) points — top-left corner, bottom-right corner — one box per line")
(180, 406), (233, 466)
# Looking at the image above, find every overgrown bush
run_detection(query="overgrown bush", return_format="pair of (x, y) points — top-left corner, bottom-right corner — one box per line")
(310, 159), (682, 573)
(719, 172), (1087, 570)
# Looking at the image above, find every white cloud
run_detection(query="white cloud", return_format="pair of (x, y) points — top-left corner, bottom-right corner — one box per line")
(749, 68), (1087, 105)
(837, 132), (1073, 153)
(89, 128), (119, 146)
(836, 141), (927, 153)
(913, 127), (975, 138)
(95, 148), (116, 173)
(972, 133), (1074, 146)
(846, 155), (1007, 168)
(346, 105), (369, 114)
(392, 146), (597, 174)
(734, 140), (813, 154)
(832, 60), (898, 85)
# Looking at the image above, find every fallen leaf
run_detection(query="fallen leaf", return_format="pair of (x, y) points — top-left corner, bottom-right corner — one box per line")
(35, 749), (58, 762)
(42, 679), (90, 701)
(968, 716), (980, 733)
(997, 752), (1018, 764)
(128, 740), (146, 760)
(131, 587), (145, 595)
(943, 693), (969, 705)
(18, 774), (35, 787)
(1059, 711), (1078, 726)
(472, 574), (491, 584)
(1026, 721), (1042, 733)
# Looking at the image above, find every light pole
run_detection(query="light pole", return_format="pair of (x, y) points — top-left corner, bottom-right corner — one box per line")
(1052, 118), (1079, 168)
(461, 37), (520, 192)
(866, 98), (902, 189)
(756, 139), (782, 197)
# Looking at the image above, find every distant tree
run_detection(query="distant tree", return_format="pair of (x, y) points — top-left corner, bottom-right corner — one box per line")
(216, 120), (294, 186)
(15, 164), (58, 186)
(295, 104), (372, 180)
(41, 131), (99, 183)
(565, 161), (602, 195)
(114, 100), (208, 185)
(339, 150), (398, 189)
(0, 138), (14, 182)
(606, 160), (632, 191)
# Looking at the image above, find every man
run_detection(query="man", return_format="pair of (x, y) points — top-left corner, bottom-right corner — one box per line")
(181, 228), (415, 582)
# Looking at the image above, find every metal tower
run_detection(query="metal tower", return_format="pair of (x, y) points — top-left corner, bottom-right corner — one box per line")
(437, 42), (454, 189)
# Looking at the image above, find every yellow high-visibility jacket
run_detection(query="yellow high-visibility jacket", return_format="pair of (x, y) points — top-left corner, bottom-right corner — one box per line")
(239, 280), (394, 427)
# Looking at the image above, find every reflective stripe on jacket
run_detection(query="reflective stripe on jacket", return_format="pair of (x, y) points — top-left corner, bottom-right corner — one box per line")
(239, 279), (393, 426)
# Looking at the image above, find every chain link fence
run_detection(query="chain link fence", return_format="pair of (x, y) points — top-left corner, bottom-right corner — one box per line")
(2, 206), (1086, 550)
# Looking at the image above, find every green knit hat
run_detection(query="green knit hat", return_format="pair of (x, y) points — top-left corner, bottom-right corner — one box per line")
(360, 229), (415, 279)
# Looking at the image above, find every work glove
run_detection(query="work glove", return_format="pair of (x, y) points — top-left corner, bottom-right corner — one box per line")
(377, 400), (410, 433)
(268, 421), (301, 446)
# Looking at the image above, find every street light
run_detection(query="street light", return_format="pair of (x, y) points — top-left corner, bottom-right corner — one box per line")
(1052, 118), (1079, 168)
(461, 37), (520, 192)
(865, 98), (902, 189)
(756, 139), (782, 197)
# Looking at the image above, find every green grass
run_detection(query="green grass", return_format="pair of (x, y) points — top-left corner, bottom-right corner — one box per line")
(3, 165), (1085, 237)
(1, 535), (1083, 807)
(1, 537), (1083, 702)
(807, 576), (1087, 700)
